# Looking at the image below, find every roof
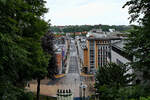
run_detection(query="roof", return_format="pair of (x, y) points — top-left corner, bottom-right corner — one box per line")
(112, 40), (127, 50)
(87, 37), (122, 41)
(111, 40), (133, 61)
(86, 31), (122, 41)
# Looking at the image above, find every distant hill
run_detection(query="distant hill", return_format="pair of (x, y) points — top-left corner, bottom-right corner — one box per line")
(50, 24), (132, 33)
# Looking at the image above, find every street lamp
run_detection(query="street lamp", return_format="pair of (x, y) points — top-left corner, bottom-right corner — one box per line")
(79, 82), (87, 100)
(79, 82), (83, 99)
(82, 85), (87, 100)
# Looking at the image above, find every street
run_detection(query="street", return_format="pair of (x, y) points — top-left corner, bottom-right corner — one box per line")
(28, 39), (92, 98)
(58, 40), (81, 97)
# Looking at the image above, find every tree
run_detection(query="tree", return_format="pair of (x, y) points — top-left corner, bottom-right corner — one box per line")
(53, 25), (131, 33)
(41, 33), (58, 80)
(123, 0), (150, 97)
(118, 85), (147, 100)
(123, 0), (150, 84)
(0, 0), (49, 100)
(95, 63), (134, 100)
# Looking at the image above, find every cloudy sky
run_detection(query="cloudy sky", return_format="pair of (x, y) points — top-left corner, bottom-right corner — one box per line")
(45, 0), (130, 26)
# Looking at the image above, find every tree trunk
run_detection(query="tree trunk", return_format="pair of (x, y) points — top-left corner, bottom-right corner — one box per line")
(37, 79), (41, 100)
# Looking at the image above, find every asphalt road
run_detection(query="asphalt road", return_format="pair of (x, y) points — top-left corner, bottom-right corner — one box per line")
(49, 40), (81, 97)
(63, 41), (80, 81)
(29, 40), (92, 98)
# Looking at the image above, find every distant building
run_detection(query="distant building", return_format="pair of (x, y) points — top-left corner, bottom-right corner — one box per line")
(56, 52), (62, 74)
(80, 29), (140, 84)
(75, 32), (81, 35)
(54, 36), (68, 74)
(83, 47), (88, 70)
(111, 40), (142, 84)
(85, 37), (111, 73)
(109, 29), (115, 32)
(111, 40), (132, 65)
(83, 29), (121, 73)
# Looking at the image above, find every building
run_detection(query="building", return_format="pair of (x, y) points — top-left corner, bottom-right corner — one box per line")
(111, 40), (132, 65)
(81, 29), (140, 83)
(83, 29), (121, 73)
(56, 52), (62, 74)
(76, 36), (86, 66)
(111, 39), (142, 84)
(54, 36), (69, 74)
(84, 37), (111, 73)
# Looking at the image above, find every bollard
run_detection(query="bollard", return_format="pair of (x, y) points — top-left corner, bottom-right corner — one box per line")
(57, 89), (73, 100)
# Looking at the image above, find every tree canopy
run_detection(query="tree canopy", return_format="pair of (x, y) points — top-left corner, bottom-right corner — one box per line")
(95, 63), (134, 100)
(0, 0), (50, 100)
(123, 0), (150, 97)
(41, 33), (58, 80)
(51, 25), (131, 33)
(123, 0), (150, 82)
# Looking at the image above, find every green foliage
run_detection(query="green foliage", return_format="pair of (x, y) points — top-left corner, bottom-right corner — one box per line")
(123, 0), (150, 24)
(51, 25), (131, 33)
(0, 0), (49, 100)
(124, 0), (150, 82)
(130, 97), (150, 100)
(124, 25), (150, 77)
(41, 33), (58, 79)
(95, 63), (133, 87)
(117, 85), (147, 100)
(123, 0), (150, 98)
(50, 26), (62, 32)
(0, 82), (33, 100)
(95, 63), (134, 100)
(95, 85), (119, 100)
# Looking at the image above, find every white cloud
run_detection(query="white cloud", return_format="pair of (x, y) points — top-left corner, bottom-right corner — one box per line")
(45, 0), (130, 25)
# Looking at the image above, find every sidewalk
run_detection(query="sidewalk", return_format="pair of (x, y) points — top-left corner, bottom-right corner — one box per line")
(75, 40), (81, 74)
(65, 41), (70, 74)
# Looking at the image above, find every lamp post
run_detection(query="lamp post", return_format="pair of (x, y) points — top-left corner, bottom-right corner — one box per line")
(79, 82), (87, 100)
(79, 83), (83, 100)
(82, 85), (87, 100)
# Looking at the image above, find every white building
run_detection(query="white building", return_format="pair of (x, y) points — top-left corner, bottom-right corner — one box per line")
(111, 40), (134, 83)
(111, 40), (132, 65)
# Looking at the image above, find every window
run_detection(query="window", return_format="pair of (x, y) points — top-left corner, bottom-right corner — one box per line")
(90, 50), (94, 53)
(90, 66), (94, 68)
(90, 61), (94, 63)
(90, 41), (94, 45)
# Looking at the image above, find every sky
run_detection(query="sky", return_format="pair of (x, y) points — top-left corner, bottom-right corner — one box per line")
(45, 0), (130, 26)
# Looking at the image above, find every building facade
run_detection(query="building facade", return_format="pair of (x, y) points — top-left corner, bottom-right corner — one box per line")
(56, 52), (62, 74)
(82, 29), (121, 73)
(86, 38), (111, 73)
(111, 40), (132, 65)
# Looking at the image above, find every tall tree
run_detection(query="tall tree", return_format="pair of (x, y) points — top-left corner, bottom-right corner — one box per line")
(41, 33), (58, 80)
(95, 63), (133, 100)
(0, 0), (49, 100)
(123, 0), (150, 83)
(123, 0), (150, 97)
